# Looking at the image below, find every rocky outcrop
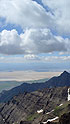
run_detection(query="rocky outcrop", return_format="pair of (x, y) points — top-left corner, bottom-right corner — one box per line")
(47, 112), (70, 124)
(59, 112), (70, 124)
(20, 121), (32, 124)
(0, 86), (68, 124)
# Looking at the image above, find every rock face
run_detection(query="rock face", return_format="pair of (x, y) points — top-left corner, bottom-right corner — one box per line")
(45, 71), (70, 87)
(0, 71), (70, 103)
(48, 112), (70, 124)
(59, 112), (70, 124)
(47, 122), (57, 124)
(20, 121), (32, 124)
(0, 87), (68, 124)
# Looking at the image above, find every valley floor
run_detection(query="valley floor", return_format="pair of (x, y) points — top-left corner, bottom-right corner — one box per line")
(0, 71), (61, 81)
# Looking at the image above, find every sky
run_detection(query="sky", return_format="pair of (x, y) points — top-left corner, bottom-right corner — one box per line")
(0, 0), (70, 71)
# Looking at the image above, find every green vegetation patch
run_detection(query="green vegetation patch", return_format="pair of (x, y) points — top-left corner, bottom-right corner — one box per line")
(27, 113), (40, 121)
(54, 101), (70, 117)
(54, 106), (63, 116)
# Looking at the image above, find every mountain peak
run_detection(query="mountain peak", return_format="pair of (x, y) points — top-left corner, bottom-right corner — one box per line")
(60, 71), (70, 76)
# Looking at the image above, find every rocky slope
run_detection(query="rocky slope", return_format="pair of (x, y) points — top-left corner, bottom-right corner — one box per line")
(44, 111), (70, 124)
(0, 86), (69, 124)
(0, 71), (70, 102)
(59, 112), (70, 124)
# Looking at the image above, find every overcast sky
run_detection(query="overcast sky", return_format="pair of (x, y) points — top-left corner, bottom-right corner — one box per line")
(0, 0), (70, 69)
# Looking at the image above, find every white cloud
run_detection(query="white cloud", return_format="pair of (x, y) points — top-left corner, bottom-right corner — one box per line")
(0, 29), (69, 55)
(42, 0), (70, 35)
(0, 29), (25, 54)
(0, 0), (70, 35)
(24, 55), (70, 63)
(24, 54), (39, 60)
(44, 56), (70, 62)
(0, 0), (54, 29)
(20, 28), (68, 54)
(0, 55), (70, 63)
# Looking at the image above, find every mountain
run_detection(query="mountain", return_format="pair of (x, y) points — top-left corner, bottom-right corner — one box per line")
(45, 71), (70, 87)
(42, 101), (70, 124)
(59, 112), (70, 124)
(0, 71), (70, 102)
(0, 86), (68, 124)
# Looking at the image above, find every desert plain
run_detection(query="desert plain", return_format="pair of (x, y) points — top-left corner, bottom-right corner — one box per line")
(0, 71), (62, 81)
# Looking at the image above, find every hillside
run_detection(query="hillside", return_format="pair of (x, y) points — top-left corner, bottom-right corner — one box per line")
(0, 86), (69, 124)
(45, 71), (70, 87)
(41, 101), (70, 124)
(0, 71), (70, 102)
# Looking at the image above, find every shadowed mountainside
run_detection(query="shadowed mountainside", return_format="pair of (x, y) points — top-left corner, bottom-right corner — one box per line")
(0, 86), (68, 124)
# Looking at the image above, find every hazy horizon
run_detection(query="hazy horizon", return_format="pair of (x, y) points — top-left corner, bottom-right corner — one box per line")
(0, 62), (70, 72)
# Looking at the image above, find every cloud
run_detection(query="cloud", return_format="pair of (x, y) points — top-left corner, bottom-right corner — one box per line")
(44, 56), (70, 62)
(42, 0), (70, 35)
(0, 29), (25, 54)
(20, 28), (68, 54)
(0, 55), (70, 63)
(0, 0), (54, 29)
(24, 54), (39, 60)
(0, 29), (69, 55)
(24, 55), (70, 63)
(0, 0), (70, 64)
(0, 0), (70, 35)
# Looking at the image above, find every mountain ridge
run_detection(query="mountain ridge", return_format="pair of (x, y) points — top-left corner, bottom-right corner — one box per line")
(0, 71), (70, 102)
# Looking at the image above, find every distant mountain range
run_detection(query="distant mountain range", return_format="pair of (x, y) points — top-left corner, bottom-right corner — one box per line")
(0, 71), (70, 102)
